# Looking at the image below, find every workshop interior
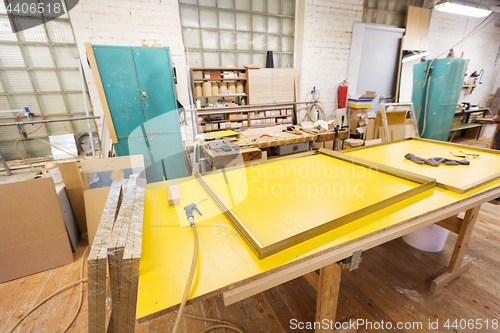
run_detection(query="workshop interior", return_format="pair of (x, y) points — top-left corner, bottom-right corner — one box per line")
(2, 0), (500, 332)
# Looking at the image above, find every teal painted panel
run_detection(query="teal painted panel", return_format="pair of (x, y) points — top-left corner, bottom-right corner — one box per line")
(92, 46), (143, 140)
(412, 59), (467, 142)
(92, 45), (187, 182)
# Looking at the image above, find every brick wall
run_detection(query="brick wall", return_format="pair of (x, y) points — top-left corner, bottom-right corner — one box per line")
(426, 0), (500, 106)
(295, 0), (363, 120)
(68, 0), (190, 153)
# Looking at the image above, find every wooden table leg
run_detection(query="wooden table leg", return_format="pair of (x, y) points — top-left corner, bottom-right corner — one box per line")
(430, 205), (480, 294)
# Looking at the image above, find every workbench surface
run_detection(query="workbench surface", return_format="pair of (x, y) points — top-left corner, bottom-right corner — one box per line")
(137, 142), (500, 322)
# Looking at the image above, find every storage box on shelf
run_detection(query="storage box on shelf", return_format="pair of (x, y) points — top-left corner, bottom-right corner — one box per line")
(197, 105), (295, 132)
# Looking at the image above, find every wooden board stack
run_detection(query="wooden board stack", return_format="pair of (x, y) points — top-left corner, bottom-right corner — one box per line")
(88, 175), (146, 333)
(88, 181), (123, 333)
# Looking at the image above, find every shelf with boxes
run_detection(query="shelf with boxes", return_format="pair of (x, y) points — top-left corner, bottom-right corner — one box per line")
(198, 106), (294, 133)
(191, 68), (248, 103)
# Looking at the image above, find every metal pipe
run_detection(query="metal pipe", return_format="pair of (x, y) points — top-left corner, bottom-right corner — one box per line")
(78, 59), (95, 156)
(0, 116), (100, 127)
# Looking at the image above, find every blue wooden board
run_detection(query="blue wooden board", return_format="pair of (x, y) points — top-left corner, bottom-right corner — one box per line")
(92, 46), (187, 182)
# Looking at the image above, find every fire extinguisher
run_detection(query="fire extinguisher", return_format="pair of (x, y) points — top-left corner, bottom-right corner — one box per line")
(338, 81), (348, 109)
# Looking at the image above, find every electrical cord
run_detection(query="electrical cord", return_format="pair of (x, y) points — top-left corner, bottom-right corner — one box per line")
(8, 246), (90, 333)
(172, 222), (245, 333)
(15, 112), (45, 136)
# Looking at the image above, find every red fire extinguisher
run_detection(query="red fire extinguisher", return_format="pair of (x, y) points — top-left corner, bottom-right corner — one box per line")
(338, 80), (348, 109)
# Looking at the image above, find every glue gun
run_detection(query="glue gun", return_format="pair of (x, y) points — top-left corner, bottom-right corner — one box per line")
(183, 199), (207, 225)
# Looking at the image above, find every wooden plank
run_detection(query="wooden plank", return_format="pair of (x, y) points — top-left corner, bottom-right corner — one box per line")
(106, 177), (138, 332)
(405, 6), (431, 37)
(88, 181), (123, 333)
(315, 263), (341, 333)
(272, 68), (295, 103)
(247, 68), (273, 104)
(121, 179), (146, 333)
(167, 179), (180, 206)
(59, 161), (87, 233)
(84, 187), (111, 247)
(84, 42), (118, 144)
(436, 215), (462, 234)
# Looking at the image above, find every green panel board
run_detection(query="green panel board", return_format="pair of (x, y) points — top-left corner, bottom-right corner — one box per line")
(92, 46), (187, 182)
(412, 58), (468, 142)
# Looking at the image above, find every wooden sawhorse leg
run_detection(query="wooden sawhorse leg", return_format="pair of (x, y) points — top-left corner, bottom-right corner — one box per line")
(431, 205), (480, 294)
(304, 263), (357, 333)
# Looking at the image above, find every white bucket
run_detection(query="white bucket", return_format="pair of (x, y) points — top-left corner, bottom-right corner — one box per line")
(402, 224), (450, 252)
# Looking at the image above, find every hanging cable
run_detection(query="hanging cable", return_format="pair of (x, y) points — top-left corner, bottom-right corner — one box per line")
(15, 112), (45, 135)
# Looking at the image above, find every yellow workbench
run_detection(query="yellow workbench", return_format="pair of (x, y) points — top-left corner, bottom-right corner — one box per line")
(137, 140), (500, 332)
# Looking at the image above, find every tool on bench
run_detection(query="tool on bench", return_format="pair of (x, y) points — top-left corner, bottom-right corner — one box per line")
(283, 125), (302, 135)
(183, 199), (207, 225)
(259, 134), (273, 138)
(299, 127), (317, 135)
(450, 151), (480, 159)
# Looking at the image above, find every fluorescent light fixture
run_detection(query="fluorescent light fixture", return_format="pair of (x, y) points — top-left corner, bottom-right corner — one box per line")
(402, 52), (429, 63)
(435, 0), (492, 17)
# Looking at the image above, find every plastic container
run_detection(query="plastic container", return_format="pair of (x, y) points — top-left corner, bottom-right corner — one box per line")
(402, 224), (450, 252)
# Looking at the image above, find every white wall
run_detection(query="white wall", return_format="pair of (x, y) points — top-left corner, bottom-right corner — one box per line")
(295, 0), (363, 120)
(426, 1), (500, 107)
(68, 0), (190, 154)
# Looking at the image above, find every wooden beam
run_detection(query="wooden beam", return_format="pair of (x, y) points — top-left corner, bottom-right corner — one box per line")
(436, 216), (462, 234)
(84, 42), (118, 144)
(430, 259), (473, 295)
(303, 271), (319, 291)
(430, 205), (480, 294)
(315, 263), (342, 333)
(449, 206), (480, 272)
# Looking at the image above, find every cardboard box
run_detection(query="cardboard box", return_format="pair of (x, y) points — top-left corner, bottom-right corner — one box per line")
(229, 114), (238, 120)
(219, 122), (226, 130)
(249, 112), (255, 118)
(212, 123), (219, 130)
(0, 178), (73, 283)
(243, 120), (248, 126)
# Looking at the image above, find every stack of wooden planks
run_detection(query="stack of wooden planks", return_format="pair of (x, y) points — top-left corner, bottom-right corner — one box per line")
(88, 175), (146, 333)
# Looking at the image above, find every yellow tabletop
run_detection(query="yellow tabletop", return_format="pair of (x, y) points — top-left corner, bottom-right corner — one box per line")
(137, 154), (500, 321)
(344, 139), (500, 192)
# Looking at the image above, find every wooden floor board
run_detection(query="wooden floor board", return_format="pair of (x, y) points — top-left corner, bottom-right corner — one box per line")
(1, 202), (499, 333)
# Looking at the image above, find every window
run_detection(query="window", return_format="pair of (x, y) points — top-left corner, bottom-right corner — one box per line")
(0, 1), (96, 161)
(363, 0), (424, 27)
(179, 0), (295, 68)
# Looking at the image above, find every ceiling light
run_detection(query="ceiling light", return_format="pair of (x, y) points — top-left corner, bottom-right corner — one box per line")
(435, 0), (492, 17)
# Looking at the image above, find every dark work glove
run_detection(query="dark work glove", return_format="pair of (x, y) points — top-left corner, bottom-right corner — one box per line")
(405, 153), (470, 166)
(404, 153), (440, 166)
